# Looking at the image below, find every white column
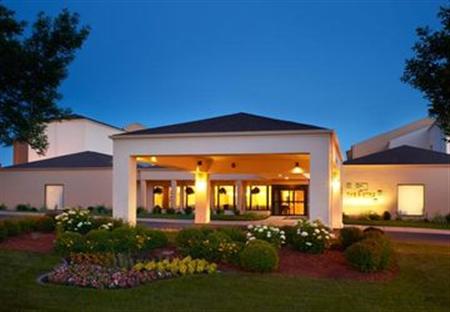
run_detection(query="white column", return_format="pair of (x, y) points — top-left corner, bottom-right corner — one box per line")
(309, 149), (332, 227)
(235, 180), (244, 213)
(180, 185), (185, 209)
(113, 155), (137, 225)
(146, 183), (154, 212)
(140, 179), (147, 209)
(170, 180), (177, 210)
(195, 172), (211, 224)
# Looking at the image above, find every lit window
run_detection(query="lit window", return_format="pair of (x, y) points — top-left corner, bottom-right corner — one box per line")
(398, 185), (424, 216)
(246, 185), (271, 211)
(214, 185), (235, 210)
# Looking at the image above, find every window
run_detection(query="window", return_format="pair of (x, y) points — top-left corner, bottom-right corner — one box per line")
(214, 185), (235, 210)
(246, 185), (271, 211)
(398, 185), (425, 216)
(45, 185), (64, 210)
(153, 186), (164, 208)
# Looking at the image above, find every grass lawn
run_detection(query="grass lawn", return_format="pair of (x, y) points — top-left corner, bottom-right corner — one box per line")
(344, 219), (450, 230)
(0, 243), (449, 311)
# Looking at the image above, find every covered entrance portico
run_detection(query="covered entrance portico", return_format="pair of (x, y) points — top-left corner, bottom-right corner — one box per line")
(112, 122), (343, 228)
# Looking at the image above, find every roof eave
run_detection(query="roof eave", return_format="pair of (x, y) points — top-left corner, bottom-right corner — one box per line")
(111, 129), (333, 140)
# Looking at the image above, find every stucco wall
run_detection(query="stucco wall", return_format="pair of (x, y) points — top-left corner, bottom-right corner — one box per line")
(342, 165), (450, 217)
(28, 119), (122, 162)
(0, 169), (112, 209)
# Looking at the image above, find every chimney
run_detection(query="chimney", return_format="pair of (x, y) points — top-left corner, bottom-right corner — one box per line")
(13, 141), (29, 165)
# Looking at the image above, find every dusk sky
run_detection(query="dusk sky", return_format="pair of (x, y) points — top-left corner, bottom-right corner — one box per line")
(0, 0), (446, 166)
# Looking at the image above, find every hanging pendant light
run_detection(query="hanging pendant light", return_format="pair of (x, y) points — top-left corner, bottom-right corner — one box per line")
(292, 162), (304, 174)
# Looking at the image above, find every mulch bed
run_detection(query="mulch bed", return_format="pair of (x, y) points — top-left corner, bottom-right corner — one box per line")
(277, 247), (398, 281)
(0, 232), (56, 253)
(0, 233), (397, 281)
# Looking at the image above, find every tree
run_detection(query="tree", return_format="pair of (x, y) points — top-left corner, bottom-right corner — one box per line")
(402, 5), (450, 139)
(0, 4), (89, 154)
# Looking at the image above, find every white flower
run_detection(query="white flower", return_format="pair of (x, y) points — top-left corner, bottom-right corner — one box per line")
(249, 237), (255, 240)
(314, 229), (320, 234)
(266, 232), (271, 237)
(301, 231), (308, 237)
(280, 230), (285, 235)
(246, 232), (252, 237)
(280, 235), (286, 240)
(306, 242), (312, 246)
(77, 222), (83, 227)
(330, 233), (335, 239)
(317, 235), (322, 240)
(325, 235), (330, 240)
(258, 228), (263, 233)
(247, 225), (253, 230)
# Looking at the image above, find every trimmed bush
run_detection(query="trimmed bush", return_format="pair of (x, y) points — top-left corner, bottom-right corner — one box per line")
(0, 203), (7, 210)
(240, 240), (279, 273)
(345, 236), (393, 272)
(136, 226), (168, 251)
(340, 227), (364, 249)
(382, 211), (391, 220)
(368, 213), (382, 221)
(363, 227), (384, 239)
(291, 219), (333, 254)
(446, 214), (450, 224)
(85, 229), (114, 252)
(34, 216), (56, 233)
(175, 228), (206, 258)
(55, 231), (86, 255)
(3, 220), (21, 236)
(216, 227), (246, 243)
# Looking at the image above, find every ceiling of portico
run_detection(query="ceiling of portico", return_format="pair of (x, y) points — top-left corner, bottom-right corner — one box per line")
(136, 154), (310, 180)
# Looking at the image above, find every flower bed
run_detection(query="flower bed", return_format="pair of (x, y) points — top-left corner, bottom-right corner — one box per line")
(46, 255), (217, 289)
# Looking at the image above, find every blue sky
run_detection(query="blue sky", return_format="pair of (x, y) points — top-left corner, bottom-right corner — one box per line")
(0, 0), (446, 165)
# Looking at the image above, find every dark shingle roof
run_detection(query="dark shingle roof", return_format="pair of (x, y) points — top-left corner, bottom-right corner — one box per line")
(117, 112), (328, 136)
(3, 151), (113, 169)
(344, 145), (450, 165)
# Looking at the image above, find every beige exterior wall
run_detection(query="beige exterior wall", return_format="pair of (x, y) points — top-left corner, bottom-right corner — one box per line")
(27, 119), (123, 162)
(342, 165), (450, 217)
(0, 169), (112, 209)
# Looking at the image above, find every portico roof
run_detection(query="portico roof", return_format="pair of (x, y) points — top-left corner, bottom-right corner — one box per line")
(115, 112), (329, 137)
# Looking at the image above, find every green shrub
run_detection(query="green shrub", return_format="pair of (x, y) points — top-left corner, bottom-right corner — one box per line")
(240, 240), (279, 273)
(0, 203), (7, 210)
(184, 206), (194, 215)
(368, 213), (381, 221)
(153, 206), (162, 214)
(340, 227), (364, 249)
(109, 226), (139, 253)
(345, 236), (393, 272)
(216, 227), (246, 243)
(446, 214), (450, 224)
(55, 231), (86, 255)
(34, 216), (56, 233)
(382, 211), (391, 220)
(55, 208), (94, 234)
(91, 217), (123, 230)
(85, 229), (114, 252)
(175, 228), (207, 258)
(290, 219), (333, 253)
(17, 218), (35, 233)
(135, 226), (168, 251)
(280, 225), (296, 245)
(0, 222), (7, 242)
(136, 207), (146, 215)
(166, 208), (176, 214)
(16, 204), (36, 212)
(3, 220), (21, 236)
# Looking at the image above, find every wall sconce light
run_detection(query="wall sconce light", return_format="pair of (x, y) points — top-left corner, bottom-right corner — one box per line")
(231, 162), (236, 169)
(150, 156), (157, 163)
(292, 162), (304, 174)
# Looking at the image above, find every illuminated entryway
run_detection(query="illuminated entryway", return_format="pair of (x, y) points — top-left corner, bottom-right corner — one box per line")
(111, 113), (343, 228)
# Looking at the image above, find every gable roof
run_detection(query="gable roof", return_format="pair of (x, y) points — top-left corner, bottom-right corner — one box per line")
(2, 151), (114, 169)
(116, 112), (328, 136)
(344, 145), (450, 165)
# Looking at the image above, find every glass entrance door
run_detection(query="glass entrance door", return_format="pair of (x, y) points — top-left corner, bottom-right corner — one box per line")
(272, 186), (307, 216)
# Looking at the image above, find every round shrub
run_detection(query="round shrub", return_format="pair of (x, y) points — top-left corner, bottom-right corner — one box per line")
(217, 227), (246, 243)
(340, 227), (364, 249)
(240, 239), (279, 273)
(175, 228), (207, 258)
(382, 211), (391, 220)
(345, 237), (392, 272)
(85, 229), (114, 252)
(110, 226), (139, 253)
(363, 227), (384, 239)
(135, 226), (168, 251)
(291, 219), (333, 254)
(54, 231), (85, 255)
